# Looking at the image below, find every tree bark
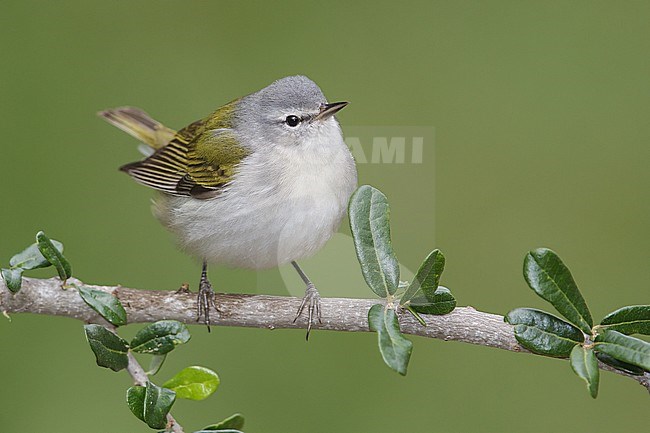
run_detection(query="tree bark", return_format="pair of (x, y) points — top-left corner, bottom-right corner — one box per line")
(1, 276), (648, 393)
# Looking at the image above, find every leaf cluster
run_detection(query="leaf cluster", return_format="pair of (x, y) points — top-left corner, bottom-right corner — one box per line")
(349, 185), (456, 375)
(82, 293), (239, 432)
(1, 231), (71, 292)
(506, 248), (650, 398)
(2, 232), (243, 432)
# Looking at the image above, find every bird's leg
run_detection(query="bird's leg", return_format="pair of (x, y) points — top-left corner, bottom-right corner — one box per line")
(291, 261), (322, 340)
(197, 260), (217, 331)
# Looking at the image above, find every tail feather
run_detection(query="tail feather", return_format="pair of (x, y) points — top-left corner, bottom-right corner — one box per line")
(98, 107), (177, 151)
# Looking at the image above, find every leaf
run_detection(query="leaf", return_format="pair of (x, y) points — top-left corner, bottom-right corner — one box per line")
(595, 352), (646, 376)
(594, 330), (650, 371)
(144, 382), (176, 429)
(349, 185), (400, 297)
(523, 248), (592, 333)
(368, 304), (412, 375)
(2, 268), (23, 293)
(200, 413), (245, 431)
(36, 231), (72, 280)
(570, 345), (599, 398)
(401, 249), (445, 305)
(162, 366), (220, 401)
(77, 285), (127, 326)
(600, 305), (650, 335)
(84, 324), (129, 371)
(127, 382), (176, 429)
(9, 239), (64, 270)
(130, 320), (191, 355)
(505, 308), (584, 357)
(146, 354), (167, 376)
(126, 386), (146, 424)
(409, 286), (456, 315)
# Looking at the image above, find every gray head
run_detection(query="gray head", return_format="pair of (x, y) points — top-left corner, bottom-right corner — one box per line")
(234, 75), (348, 148)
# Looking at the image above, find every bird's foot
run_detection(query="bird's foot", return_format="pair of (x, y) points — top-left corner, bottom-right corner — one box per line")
(293, 282), (322, 340)
(197, 275), (217, 331)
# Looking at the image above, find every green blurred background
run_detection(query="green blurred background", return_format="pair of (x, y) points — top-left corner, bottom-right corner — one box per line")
(1, 1), (648, 432)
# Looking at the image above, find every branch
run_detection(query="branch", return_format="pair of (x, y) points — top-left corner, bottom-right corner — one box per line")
(2, 276), (648, 392)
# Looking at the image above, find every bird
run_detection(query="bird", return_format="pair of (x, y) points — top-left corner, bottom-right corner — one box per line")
(99, 75), (358, 337)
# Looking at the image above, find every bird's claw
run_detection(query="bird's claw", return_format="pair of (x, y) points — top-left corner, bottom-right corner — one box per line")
(293, 283), (322, 340)
(197, 277), (217, 331)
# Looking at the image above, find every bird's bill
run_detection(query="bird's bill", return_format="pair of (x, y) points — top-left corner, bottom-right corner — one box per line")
(315, 101), (349, 121)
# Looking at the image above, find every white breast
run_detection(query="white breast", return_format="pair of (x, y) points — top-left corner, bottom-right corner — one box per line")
(156, 131), (357, 269)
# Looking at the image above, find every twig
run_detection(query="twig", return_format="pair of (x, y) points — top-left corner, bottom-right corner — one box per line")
(1, 276), (648, 393)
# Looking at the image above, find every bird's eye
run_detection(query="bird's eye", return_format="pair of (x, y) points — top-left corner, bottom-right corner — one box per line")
(285, 115), (301, 127)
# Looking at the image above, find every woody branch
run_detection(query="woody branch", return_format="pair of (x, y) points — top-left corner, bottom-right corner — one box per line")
(1, 276), (648, 392)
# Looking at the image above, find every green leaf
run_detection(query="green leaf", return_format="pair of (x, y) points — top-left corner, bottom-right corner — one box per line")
(162, 366), (220, 400)
(594, 330), (650, 370)
(570, 345), (599, 398)
(146, 354), (167, 376)
(200, 413), (245, 431)
(401, 249), (445, 305)
(77, 286), (127, 326)
(9, 239), (64, 270)
(600, 305), (650, 335)
(126, 386), (146, 424)
(127, 382), (176, 429)
(2, 268), (23, 293)
(523, 248), (592, 333)
(84, 324), (129, 371)
(144, 382), (176, 429)
(595, 352), (646, 376)
(368, 304), (412, 375)
(36, 231), (72, 280)
(505, 308), (584, 357)
(130, 320), (191, 355)
(409, 286), (456, 315)
(349, 185), (400, 297)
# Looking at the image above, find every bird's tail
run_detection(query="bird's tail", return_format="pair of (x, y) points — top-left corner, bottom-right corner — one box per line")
(98, 107), (177, 155)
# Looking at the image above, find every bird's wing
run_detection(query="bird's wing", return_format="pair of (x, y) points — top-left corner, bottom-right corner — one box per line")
(120, 103), (249, 199)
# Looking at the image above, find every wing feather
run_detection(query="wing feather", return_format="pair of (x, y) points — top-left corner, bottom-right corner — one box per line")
(119, 102), (249, 199)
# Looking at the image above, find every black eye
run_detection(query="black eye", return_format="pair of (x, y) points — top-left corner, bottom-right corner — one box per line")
(285, 115), (301, 127)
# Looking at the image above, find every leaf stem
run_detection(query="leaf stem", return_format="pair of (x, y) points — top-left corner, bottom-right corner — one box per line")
(405, 306), (427, 326)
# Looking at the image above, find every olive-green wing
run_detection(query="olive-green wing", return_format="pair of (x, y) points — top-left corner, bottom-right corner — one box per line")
(120, 109), (249, 199)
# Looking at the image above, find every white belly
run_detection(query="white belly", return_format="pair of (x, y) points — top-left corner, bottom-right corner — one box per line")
(155, 138), (357, 269)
